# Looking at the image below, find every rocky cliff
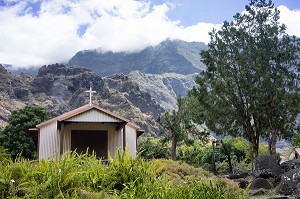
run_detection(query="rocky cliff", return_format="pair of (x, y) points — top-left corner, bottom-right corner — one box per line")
(0, 64), (162, 134)
(67, 39), (206, 76)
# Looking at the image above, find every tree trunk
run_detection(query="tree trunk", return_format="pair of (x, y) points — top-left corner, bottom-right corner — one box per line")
(270, 130), (277, 156)
(211, 141), (217, 175)
(171, 136), (177, 161)
(221, 140), (233, 174)
(251, 136), (259, 172)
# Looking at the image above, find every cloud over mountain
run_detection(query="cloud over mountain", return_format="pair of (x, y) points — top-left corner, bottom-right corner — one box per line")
(0, 0), (299, 67)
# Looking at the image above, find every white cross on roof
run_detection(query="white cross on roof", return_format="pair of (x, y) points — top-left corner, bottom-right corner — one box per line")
(85, 86), (96, 106)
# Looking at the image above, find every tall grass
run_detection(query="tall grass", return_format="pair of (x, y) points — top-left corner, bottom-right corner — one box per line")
(0, 150), (246, 198)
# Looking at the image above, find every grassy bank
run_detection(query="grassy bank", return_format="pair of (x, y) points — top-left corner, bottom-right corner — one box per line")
(0, 151), (246, 198)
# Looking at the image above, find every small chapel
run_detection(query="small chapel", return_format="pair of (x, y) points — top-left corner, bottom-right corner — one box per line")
(30, 86), (144, 160)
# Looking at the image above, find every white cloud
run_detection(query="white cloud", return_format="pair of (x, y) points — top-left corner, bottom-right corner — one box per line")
(0, 1), (299, 68)
(278, 6), (300, 38)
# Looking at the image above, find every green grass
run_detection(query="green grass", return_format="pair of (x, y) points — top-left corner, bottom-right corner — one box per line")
(0, 151), (246, 198)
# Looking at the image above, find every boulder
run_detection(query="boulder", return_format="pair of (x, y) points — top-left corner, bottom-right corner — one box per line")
(249, 189), (266, 196)
(228, 172), (249, 179)
(249, 178), (273, 190)
(268, 196), (289, 199)
(234, 179), (249, 189)
(277, 167), (300, 195)
(280, 159), (300, 172)
(254, 155), (282, 178)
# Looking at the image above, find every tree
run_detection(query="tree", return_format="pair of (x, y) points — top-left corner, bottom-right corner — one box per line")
(158, 97), (209, 160)
(137, 136), (170, 159)
(189, 0), (300, 168)
(0, 106), (49, 159)
(291, 133), (300, 147)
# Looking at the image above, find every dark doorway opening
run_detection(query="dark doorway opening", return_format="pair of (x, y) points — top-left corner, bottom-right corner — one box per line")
(71, 130), (108, 159)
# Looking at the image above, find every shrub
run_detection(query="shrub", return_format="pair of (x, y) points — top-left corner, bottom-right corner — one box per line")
(0, 150), (246, 198)
(138, 136), (170, 159)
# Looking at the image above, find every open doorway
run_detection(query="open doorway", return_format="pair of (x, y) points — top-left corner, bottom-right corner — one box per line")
(71, 130), (108, 159)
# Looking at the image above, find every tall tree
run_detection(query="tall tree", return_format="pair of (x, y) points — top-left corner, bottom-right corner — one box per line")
(159, 97), (209, 160)
(0, 106), (49, 159)
(189, 0), (300, 166)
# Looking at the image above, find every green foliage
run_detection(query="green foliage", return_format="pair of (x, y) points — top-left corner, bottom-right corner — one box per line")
(0, 151), (246, 198)
(137, 136), (170, 159)
(0, 106), (49, 159)
(189, 0), (300, 159)
(292, 133), (300, 147)
(159, 97), (209, 160)
(0, 146), (9, 161)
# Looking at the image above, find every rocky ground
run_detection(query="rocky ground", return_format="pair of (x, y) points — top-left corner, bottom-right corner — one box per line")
(228, 155), (300, 199)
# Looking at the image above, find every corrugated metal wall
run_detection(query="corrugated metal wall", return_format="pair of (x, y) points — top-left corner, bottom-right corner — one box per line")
(39, 122), (59, 160)
(125, 125), (137, 158)
(63, 122), (123, 158)
(66, 109), (121, 123)
(38, 109), (138, 160)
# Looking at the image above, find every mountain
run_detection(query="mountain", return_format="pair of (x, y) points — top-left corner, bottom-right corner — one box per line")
(1, 40), (206, 133)
(0, 64), (162, 133)
(67, 39), (207, 76)
(127, 71), (197, 111)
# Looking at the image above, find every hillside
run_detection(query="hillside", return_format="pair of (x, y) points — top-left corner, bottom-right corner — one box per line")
(67, 39), (207, 76)
(0, 64), (162, 133)
(1, 40), (207, 132)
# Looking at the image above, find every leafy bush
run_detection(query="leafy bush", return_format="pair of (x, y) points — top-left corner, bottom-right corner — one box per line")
(292, 133), (300, 147)
(0, 146), (9, 161)
(0, 151), (246, 198)
(138, 136), (170, 159)
(0, 106), (49, 159)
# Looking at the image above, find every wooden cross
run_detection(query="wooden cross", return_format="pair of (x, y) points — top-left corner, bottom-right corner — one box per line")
(85, 83), (96, 106)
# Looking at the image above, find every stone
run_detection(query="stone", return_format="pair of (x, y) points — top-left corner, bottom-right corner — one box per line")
(234, 179), (249, 189)
(268, 196), (289, 199)
(0, 64), (7, 73)
(280, 159), (300, 172)
(250, 189), (266, 196)
(249, 178), (273, 190)
(254, 155), (283, 178)
(277, 168), (300, 195)
(228, 172), (249, 179)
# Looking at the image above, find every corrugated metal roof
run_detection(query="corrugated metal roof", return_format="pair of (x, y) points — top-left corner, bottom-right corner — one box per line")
(36, 104), (141, 130)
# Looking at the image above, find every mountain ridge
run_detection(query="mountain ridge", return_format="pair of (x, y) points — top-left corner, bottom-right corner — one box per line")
(67, 39), (207, 76)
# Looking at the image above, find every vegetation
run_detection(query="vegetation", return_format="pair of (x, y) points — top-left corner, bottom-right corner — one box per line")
(292, 133), (300, 147)
(189, 0), (300, 166)
(0, 106), (49, 159)
(158, 97), (209, 160)
(0, 151), (245, 198)
(137, 136), (170, 159)
(138, 136), (272, 174)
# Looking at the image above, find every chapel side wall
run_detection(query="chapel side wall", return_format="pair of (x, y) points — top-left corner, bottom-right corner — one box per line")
(39, 122), (59, 160)
(63, 123), (122, 158)
(125, 125), (137, 158)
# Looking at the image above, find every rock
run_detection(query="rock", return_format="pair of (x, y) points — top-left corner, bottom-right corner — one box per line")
(277, 167), (300, 195)
(228, 172), (249, 179)
(281, 159), (300, 172)
(250, 189), (267, 196)
(249, 178), (273, 190)
(0, 64), (7, 73)
(254, 155), (283, 178)
(234, 179), (249, 189)
(268, 196), (289, 199)
(0, 64), (164, 133)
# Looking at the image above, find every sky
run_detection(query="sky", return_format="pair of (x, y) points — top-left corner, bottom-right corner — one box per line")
(0, 0), (299, 68)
